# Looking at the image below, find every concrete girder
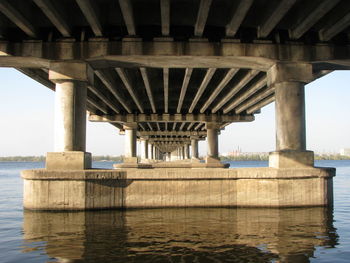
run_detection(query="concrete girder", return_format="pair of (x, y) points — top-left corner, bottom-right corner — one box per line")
(138, 123), (146, 131)
(115, 68), (144, 113)
(319, 12), (350, 41)
(258, 0), (297, 38)
(289, 0), (341, 40)
(75, 0), (103, 37)
(163, 68), (169, 113)
(1, 41), (349, 71)
(118, 0), (136, 36)
(94, 70), (132, 113)
(225, 0), (253, 38)
(194, 0), (212, 37)
(33, 0), (71, 37)
(200, 68), (239, 113)
(177, 68), (193, 113)
(212, 69), (260, 113)
(172, 122), (177, 131)
(0, 0), (37, 38)
(223, 76), (268, 113)
(137, 131), (207, 137)
(140, 68), (156, 113)
(234, 87), (274, 114)
(246, 95), (275, 115)
(187, 122), (195, 131)
(89, 113), (254, 123)
(147, 122), (153, 131)
(88, 84), (120, 114)
(179, 122), (186, 131)
(194, 123), (203, 131)
(189, 68), (216, 113)
(160, 0), (170, 36)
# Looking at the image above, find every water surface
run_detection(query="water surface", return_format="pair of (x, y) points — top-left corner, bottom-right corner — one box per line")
(0, 160), (349, 262)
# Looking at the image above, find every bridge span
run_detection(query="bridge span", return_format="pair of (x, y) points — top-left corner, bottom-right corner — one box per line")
(1, 0), (348, 209)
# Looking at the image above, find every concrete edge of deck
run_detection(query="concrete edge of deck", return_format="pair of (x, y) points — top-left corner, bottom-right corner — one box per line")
(22, 167), (335, 210)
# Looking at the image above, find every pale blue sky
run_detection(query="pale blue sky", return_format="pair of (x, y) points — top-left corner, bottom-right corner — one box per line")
(0, 68), (349, 156)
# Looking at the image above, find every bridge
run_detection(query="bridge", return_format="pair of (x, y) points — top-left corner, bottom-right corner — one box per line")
(1, 0), (348, 209)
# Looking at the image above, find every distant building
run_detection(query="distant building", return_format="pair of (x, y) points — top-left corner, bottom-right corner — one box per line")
(340, 149), (350, 156)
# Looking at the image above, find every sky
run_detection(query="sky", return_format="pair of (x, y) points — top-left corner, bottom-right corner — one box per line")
(0, 68), (349, 156)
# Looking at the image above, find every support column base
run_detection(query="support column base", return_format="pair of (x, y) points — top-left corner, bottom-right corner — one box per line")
(46, 152), (91, 170)
(269, 150), (314, 168)
(123, 157), (138, 164)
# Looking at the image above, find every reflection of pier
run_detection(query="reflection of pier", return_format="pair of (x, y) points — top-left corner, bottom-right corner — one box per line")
(22, 208), (338, 262)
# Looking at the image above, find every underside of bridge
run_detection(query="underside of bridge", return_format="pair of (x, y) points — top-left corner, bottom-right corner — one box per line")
(1, 0), (346, 209)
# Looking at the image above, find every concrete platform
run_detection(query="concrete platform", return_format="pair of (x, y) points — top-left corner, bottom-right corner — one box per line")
(22, 167), (335, 210)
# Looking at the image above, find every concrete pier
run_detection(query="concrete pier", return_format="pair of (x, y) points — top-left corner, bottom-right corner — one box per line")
(22, 167), (334, 210)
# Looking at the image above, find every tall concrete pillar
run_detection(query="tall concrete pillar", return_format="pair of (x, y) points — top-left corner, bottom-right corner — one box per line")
(140, 137), (148, 161)
(268, 63), (314, 168)
(148, 143), (153, 160)
(184, 144), (190, 159)
(191, 137), (199, 159)
(205, 123), (220, 163)
(123, 123), (137, 163)
(47, 62), (92, 170)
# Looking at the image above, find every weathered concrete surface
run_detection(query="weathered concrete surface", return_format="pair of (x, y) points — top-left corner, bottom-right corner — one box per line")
(269, 150), (314, 168)
(22, 167), (334, 210)
(46, 151), (91, 170)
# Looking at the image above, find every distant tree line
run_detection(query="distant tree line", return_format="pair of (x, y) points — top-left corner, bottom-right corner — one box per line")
(220, 154), (350, 161)
(0, 155), (124, 162)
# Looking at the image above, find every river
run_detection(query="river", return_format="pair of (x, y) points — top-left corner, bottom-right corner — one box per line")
(0, 161), (349, 262)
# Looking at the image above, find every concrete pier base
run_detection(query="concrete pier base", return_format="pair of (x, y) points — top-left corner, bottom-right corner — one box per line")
(46, 152), (92, 170)
(22, 167), (334, 210)
(269, 150), (314, 168)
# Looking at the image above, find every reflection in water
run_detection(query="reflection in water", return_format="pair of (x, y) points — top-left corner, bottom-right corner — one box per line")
(22, 208), (338, 263)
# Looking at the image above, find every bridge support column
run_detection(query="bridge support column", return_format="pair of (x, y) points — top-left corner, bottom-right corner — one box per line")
(140, 137), (148, 162)
(123, 123), (138, 163)
(191, 137), (199, 160)
(268, 63), (314, 168)
(46, 62), (92, 170)
(205, 123), (220, 164)
(184, 144), (190, 159)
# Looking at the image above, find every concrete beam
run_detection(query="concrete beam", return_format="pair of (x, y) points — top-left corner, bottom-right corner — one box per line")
(258, 0), (297, 38)
(172, 122), (177, 131)
(179, 122), (186, 131)
(177, 68), (193, 113)
(138, 131), (207, 137)
(246, 95), (275, 115)
(235, 87), (274, 114)
(194, 0), (212, 37)
(189, 68), (216, 113)
(225, 0), (253, 37)
(33, 0), (71, 37)
(212, 70), (260, 113)
(200, 68), (239, 113)
(319, 12), (350, 41)
(149, 138), (193, 142)
(17, 68), (54, 91)
(3, 41), (349, 71)
(147, 122), (153, 131)
(194, 123), (203, 131)
(160, 0), (170, 36)
(88, 84), (120, 114)
(94, 70), (131, 113)
(118, 0), (136, 36)
(89, 113), (254, 123)
(187, 122), (195, 131)
(115, 68), (144, 113)
(223, 76), (267, 114)
(139, 123), (146, 131)
(140, 67), (156, 113)
(76, 0), (103, 37)
(0, 0), (37, 38)
(163, 68), (169, 113)
(289, 0), (340, 40)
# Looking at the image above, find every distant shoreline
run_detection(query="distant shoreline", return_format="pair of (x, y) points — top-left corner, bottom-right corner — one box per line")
(0, 154), (349, 162)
